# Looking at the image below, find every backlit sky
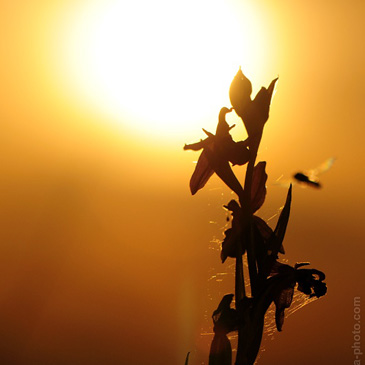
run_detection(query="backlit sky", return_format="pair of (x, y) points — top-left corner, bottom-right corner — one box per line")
(1, 0), (364, 364)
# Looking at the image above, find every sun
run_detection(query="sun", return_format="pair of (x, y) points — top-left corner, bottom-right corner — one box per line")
(62, 0), (266, 138)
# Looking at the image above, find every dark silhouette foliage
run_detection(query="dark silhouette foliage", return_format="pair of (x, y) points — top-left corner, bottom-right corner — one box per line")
(184, 69), (327, 364)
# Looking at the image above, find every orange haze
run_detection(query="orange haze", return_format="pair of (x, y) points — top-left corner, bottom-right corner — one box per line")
(0, 0), (364, 364)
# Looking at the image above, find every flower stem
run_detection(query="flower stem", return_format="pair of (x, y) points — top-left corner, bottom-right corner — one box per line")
(235, 252), (245, 304)
(242, 137), (261, 298)
(235, 136), (261, 365)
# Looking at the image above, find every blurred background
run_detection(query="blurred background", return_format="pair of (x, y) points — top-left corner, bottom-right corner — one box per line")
(1, 0), (364, 363)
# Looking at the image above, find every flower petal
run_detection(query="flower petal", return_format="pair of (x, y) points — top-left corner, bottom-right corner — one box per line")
(204, 148), (244, 197)
(209, 335), (232, 365)
(274, 286), (294, 331)
(221, 200), (245, 262)
(225, 140), (250, 166)
(212, 294), (237, 333)
(296, 268), (327, 298)
(216, 107), (234, 136)
(221, 227), (244, 263)
(189, 149), (214, 195)
(183, 137), (210, 151)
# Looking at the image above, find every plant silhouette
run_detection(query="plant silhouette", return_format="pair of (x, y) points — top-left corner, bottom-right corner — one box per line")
(184, 69), (327, 365)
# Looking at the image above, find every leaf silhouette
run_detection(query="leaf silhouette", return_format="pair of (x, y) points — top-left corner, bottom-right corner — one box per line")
(250, 78), (277, 130)
(229, 69), (278, 140)
(229, 67), (252, 118)
(272, 184), (292, 255)
(257, 185), (292, 279)
(184, 352), (190, 365)
(252, 216), (273, 242)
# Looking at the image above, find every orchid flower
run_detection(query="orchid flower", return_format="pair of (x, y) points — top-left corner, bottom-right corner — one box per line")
(209, 294), (238, 365)
(234, 261), (327, 363)
(184, 107), (250, 196)
(269, 261), (327, 331)
(221, 162), (287, 265)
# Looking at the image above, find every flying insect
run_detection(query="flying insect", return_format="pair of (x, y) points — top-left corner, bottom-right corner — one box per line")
(275, 157), (335, 189)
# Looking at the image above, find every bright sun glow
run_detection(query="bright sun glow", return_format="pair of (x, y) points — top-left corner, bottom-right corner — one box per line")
(62, 0), (266, 137)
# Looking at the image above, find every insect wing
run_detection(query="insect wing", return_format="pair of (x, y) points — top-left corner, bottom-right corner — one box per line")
(307, 157), (336, 180)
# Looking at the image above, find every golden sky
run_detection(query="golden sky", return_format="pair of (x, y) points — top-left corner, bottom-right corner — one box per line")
(1, 0), (364, 364)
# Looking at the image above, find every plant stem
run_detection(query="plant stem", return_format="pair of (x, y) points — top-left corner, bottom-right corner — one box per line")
(235, 136), (261, 365)
(235, 253), (245, 303)
(242, 137), (261, 298)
